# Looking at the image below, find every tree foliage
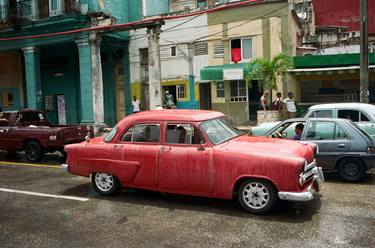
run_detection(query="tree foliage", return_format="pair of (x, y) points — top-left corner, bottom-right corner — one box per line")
(246, 53), (293, 91)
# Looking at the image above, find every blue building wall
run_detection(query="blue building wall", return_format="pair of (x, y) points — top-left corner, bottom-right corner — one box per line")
(144, 0), (169, 17)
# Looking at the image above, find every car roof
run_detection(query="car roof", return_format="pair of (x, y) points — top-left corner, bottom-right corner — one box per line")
(282, 117), (350, 123)
(119, 109), (225, 123)
(308, 103), (375, 113)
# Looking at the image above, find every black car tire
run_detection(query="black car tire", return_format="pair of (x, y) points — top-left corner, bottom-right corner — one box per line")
(338, 158), (366, 182)
(238, 179), (277, 214)
(92, 172), (121, 196)
(25, 141), (44, 162)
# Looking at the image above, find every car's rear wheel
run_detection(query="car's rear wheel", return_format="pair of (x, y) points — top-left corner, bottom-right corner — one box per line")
(338, 158), (366, 182)
(92, 172), (121, 196)
(25, 141), (44, 162)
(238, 179), (277, 214)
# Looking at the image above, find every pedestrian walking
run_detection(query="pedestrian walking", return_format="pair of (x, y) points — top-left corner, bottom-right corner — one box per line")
(259, 90), (269, 111)
(132, 96), (141, 113)
(271, 92), (283, 110)
(283, 92), (297, 118)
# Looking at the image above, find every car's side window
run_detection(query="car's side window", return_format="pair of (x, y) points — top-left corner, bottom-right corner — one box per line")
(335, 124), (348, 139)
(0, 112), (10, 127)
(338, 110), (360, 122)
(306, 121), (335, 140)
(360, 113), (370, 122)
(314, 110), (333, 118)
(306, 110), (332, 118)
(166, 124), (205, 145)
(120, 124), (160, 143)
(272, 122), (305, 140)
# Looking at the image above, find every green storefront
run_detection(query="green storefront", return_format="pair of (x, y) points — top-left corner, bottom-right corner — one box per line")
(291, 53), (375, 113)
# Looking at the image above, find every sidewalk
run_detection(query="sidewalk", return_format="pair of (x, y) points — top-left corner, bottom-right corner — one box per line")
(236, 124), (254, 134)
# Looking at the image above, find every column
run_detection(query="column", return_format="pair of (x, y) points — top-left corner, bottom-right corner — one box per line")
(123, 43), (132, 115)
(22, 46), (42, 109)
(76, 33), (105, 127)
(147, 24), (163, 110)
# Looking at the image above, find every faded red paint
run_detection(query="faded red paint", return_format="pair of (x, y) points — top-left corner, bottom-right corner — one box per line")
(313, 0), (375, 33)
(66, 110), (316, 200)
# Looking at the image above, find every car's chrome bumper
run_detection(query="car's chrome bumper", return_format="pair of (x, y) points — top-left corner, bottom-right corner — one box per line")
(278, 165), (324, 202)
(61, 163), (69, 173)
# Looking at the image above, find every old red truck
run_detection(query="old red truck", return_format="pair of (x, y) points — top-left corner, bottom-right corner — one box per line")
(0, 109), (93, 162)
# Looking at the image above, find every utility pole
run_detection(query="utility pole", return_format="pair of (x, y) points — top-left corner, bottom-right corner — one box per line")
(360, 0), (369, 103)
(187, 43), (197, 109)
(147, 23), (163, 110)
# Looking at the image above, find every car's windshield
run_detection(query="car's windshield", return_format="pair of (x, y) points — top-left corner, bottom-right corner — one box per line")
(104, 126), (117, 142)
(200, 117), (242, 145)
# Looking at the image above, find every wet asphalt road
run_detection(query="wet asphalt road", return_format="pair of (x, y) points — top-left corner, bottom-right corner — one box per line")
(0, 153), (374, 248)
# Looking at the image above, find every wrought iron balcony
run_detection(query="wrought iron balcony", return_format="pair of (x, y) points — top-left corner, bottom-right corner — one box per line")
(0, 0), (81, 27)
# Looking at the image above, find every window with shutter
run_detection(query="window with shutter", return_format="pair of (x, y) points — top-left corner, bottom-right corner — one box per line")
(214, 42), (224, 58)
(194, 42), (208, 56)
(0, 0), (8, 20)
(49, 0), (64, 16)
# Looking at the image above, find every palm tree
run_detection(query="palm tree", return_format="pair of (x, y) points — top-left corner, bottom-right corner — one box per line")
(246, 53), (293, 91)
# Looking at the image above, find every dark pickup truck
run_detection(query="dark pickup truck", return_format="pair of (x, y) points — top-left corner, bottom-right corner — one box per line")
(0, 109), (93, 162)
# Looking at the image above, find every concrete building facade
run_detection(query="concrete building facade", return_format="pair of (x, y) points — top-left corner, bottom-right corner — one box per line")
(200, 0), (302, 124)
(129, 12), (208, 110)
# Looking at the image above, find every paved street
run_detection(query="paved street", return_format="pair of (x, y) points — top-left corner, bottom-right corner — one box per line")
(0, 153), (374, 248)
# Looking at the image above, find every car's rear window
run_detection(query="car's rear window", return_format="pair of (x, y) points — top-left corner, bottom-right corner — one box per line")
(350, 121), (373, 139)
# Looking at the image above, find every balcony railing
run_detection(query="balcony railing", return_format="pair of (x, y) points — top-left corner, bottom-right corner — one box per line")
(0, 0), (81, 26)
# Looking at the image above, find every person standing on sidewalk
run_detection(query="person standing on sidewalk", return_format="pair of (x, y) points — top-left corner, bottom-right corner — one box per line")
(271, 92), (283, 111)
(132, 96), (141, 113)
(283, 92), (297, 118)
(259, 91), (269, 111)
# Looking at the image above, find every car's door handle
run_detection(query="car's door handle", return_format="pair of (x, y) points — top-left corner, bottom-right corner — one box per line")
(337, 144), (346, 148)
(0, 129), (8, 133)
(197, 147), (205, 151)
(160, 146), (171, 152)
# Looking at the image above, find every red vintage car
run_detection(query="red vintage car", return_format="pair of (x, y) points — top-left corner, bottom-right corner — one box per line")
(64, 110), (324, 214)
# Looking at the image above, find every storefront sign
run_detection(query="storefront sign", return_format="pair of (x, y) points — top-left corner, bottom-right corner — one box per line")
(223, 69), (243, 80)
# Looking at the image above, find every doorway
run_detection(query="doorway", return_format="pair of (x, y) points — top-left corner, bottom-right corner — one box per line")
(44, 94), (66, 124)
(248, 80), (261, 122)
(115, 65), (125, 121)
(199, 83), (212, 110)
(162, 85), (177, 107)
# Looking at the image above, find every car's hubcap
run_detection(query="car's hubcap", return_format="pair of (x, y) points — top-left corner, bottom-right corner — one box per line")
(345, 163), (359, 176)
(26, 144), (37, 158)
(243, 182), (269, 209)
(95, 173), (114, 192)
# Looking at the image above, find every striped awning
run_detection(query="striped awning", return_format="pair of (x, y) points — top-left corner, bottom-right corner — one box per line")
(289, 65), (375, 75)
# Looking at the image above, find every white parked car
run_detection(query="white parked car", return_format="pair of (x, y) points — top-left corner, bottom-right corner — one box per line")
(252, 103), (375, 137)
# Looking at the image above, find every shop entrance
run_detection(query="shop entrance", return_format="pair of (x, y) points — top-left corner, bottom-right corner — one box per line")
(199, 83), (212, 110)
(248, 80), (261, 122)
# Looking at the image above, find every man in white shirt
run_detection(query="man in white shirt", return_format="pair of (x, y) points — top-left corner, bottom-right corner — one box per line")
(283, 92), (297, 118)
(132, 96), (141, 113)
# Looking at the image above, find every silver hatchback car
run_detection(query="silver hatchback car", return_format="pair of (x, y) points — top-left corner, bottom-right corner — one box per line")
(261, 118), (375, 182)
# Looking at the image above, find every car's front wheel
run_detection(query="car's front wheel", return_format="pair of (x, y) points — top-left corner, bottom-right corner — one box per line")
(92, 172), (121, 196)
(337, 158), (366, 182)
(238, 179), (277, 214)
(25, 141), (44, 162)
